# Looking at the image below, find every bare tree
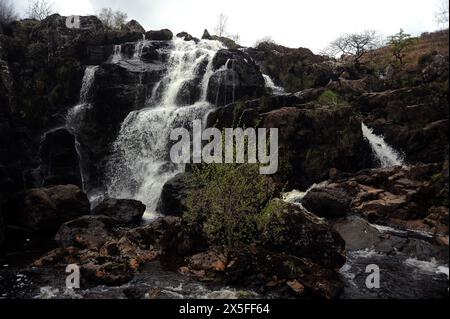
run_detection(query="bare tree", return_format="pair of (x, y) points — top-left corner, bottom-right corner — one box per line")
(0, 0), (17, 23)
(229, 33), (240, 44)
(434, 0), (449, 28)
(326, 30), (382, 65)
(214, 13), (228, 37)
(97, 8), (128, 30)
(27, 0), (54, 21)
(113, 10), (128, 29)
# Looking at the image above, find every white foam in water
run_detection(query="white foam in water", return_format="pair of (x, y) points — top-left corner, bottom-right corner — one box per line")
(404, 258), (449, 278)
(263, 74), (285, 95)
(361, 122), (404, 167)
(111, 45), (122, 64)
(105, 38), (225, 214)
(282, 182), (328, 212)
(66, 65), (99, 193)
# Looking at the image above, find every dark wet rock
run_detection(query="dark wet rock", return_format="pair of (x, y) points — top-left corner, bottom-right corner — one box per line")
(211, 35), (240, 49)
(176, 32), (199, 43)
(18, 185), (90, 232)
(158, 174), (191, 216)
(185, 246), (343, 299)
(246, 43), (339, 92)
(124, 216), (205, 255)
(93, 198), (145, 224)
(81, 259), (134, 286)
(54, 215), (115, 250)
(74, 62), (163, 191)
(261, 200), (346, 269)
(122, 20), (145, 34)
(0, 209), (4, 247)
(146, 29), (173, 41)
(357, 85), (449, 164)
(324, 164), (449, 235)
(422, 54), (449, 83)
(261, 106), (372, 189)
(201, 29), (212, 40)
(207, 49), (265, 106)
(38, 128), (82, 188)
(302, 187), (351, 218)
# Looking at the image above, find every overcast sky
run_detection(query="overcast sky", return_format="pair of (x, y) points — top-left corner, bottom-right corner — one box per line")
(13, 0), (445, 52)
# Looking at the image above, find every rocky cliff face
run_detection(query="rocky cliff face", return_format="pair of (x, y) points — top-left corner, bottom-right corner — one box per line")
(0, 14), (448, 299)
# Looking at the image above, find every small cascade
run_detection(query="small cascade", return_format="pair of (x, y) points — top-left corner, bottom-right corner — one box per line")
(361, 122), (404, 167)
(213, 58), (237, 106)
(111, 45), (122, 64)
(133, 39), (146, 60)
(105, 38), (225, 216)
(263, 74), (285, 95)
(132, 34), (147, 60)
(66, 65), (99, 193)
(282, 182), (327, 213)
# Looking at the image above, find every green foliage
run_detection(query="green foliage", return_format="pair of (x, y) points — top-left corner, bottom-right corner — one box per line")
(317, 89), (347, 108)
(388, 29), (417, 66)
(431, 173), (442, 183)
(185, 163), (276, 248)
(257, 199), (288, 237)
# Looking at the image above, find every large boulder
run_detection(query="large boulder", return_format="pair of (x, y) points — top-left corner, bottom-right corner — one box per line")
(201, 29), (212, 40)
(122, 20), (145, 34)
(207, 49), (265, 106)
(176, 31), (199, 43)
(93, 198), (146, 224)
(145, 29), (173, 41)
(158, 174), (191, 216)
(261, 200), (346, 269)
(18, 185), (90, 232)
(302, 187), (352, 218)
(55, 215), (115, 249)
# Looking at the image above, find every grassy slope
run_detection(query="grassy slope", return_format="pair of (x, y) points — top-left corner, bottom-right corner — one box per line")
(362, 29), (449, 71)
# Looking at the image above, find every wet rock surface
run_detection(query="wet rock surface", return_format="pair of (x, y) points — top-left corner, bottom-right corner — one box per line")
(92, 198), (146, 224)
(16, 185), (90, 233)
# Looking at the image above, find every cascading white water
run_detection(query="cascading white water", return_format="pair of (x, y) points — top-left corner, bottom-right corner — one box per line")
(66, 65), (99, 192)
(282, 182), (328, 213)
(111, 45), (122, 64)
(105, 38), (225, 217)
(263, 74), (285, 95)
(361, 122), (404, 167)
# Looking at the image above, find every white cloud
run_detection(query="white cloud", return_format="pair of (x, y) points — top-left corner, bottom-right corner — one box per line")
(12, 0), (442, 53)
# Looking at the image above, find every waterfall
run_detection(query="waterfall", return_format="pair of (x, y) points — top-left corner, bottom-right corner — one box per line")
(66, 65), (99, 192)
(361, 122), (404, 167)
(263, 74), (285, 95)
(105, 38), (225, 216)
(111, 45), (122, 64)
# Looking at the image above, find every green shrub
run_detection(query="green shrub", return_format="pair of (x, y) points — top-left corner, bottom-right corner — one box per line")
(317, 89), (349, 109)
(185, 163), (276, 248)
